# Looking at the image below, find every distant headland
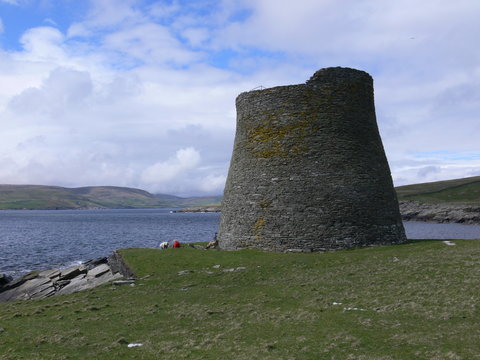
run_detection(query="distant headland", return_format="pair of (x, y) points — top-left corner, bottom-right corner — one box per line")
(0, 184), (221, 210)
(1, 176), (479, 224)
(181, 176), (480, 225)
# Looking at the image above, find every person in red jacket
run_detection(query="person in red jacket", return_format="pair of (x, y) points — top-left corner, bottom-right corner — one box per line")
(173, 240), (181, 248)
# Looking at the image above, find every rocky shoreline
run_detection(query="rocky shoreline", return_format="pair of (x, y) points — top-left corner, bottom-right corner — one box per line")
(399, 201), (480, 225)
(172, 206), (221, 213)
(3, 201), (478, 302)
(176, 202), (480, 225)
(0, 251), (135, 302)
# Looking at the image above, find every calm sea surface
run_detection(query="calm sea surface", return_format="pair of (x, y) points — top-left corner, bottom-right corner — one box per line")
(0, 209), (219, 277)
(1, 208), (479, 277)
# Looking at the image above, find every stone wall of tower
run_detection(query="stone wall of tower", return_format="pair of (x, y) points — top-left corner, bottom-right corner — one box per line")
(218, 67), (406, 251)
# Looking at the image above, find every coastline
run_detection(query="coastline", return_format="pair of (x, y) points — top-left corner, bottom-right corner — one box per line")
(5, 200), (480, 225)
(399, 200), (480, 225)
(171, 205), (221, 213)
(0, 251), (134, 302)
(175, 202), (480, 225)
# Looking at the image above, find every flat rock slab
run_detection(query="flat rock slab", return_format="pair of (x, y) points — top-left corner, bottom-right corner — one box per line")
(2, 271), (39, 291)
(113, 280), (135, 285)
(0, 262), (124, 302)
(178, 270), (193, 275)
(222, 267), (247, 273)
(57, 271), (122, 295)
(60, 266), (86, 280)
(0, 276), (51, 302)
(87, 264), (110, 278)
(29, 284), (57, 300)
(83, 257), (108, 269)
(56, 274), (88, 295)
(37, 269), (61, 279)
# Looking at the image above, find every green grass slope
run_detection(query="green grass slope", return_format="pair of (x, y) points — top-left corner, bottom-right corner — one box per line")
(0, 185), (223, 210)
(1, 240), (480, 359)
(71, 186), (167, 208)
(395, 175), (480, 204)
(173, 195), (223, 208)
(0, 185), (166, 210)
(6, 174), (480, 210)
(0, 185), (99, 210)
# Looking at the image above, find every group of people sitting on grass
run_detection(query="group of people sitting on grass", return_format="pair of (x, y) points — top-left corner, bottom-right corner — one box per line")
(159, 233), (219, 250)
(159, 240), (181, 249)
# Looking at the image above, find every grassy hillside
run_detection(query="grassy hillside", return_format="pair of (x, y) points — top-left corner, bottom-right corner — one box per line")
(0, 185), (100, 210)
(3, 175), (480, 210)
(71, 186), (166, 209)
(170, 195), (223, 208)
(395, 175), (480, 204)
(0, 185), (222, 210)
(1, 240), (480, 359)
(153, 194), (222, 208)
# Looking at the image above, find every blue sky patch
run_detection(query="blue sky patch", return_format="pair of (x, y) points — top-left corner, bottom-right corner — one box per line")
(414, 151), (480, 161)
(0, 1), (88, 50)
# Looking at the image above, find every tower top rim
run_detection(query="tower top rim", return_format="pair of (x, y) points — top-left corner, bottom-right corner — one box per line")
(306, 67), (372, 85)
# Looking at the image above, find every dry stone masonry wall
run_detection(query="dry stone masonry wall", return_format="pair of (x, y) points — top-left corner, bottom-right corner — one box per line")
(218, 67), (406, 252)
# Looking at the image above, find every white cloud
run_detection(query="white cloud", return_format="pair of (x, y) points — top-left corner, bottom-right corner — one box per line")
(67, 0), (142, 38)
(18, 27), (66, 62)
(8, 67), (93, 119)
(0, 0), (479, 196)
(103, 23), (199, 65)
(80, 0), (142, 29)
(217, 0), (480, 61)
(392, 159), (480, 187)
(148, 2), (181, 19)
(0, 27), (240, 194)
(182, 27), (209, 48)
(43, 18), (58, 27)
(141, 147), (201, 190)
(198, 174), (227, 194)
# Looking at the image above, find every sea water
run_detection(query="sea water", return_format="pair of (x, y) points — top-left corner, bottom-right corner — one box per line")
(1, 209), (479, 277)
(403, 221), (480, 240)
(0, 208), (219, 277)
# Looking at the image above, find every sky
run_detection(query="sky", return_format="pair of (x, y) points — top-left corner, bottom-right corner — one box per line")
(0, 0), (479, 196)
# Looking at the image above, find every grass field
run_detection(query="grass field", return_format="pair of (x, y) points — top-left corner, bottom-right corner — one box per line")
(1, 240), (480, 359)
(396, 176), (480, 205)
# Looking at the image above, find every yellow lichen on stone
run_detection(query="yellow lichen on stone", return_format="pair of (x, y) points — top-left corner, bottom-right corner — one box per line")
(253, 218), (266, 231)
(259, 199), (271, 209)
(253, 218), (266, 240)
(246, 115), (311, 158)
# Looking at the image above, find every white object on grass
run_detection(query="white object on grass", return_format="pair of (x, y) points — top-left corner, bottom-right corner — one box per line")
(443, 241), (456, 246)
(128, 343), (143, 348)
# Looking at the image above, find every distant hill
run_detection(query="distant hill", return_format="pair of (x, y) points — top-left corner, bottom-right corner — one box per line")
(395, 176), (480, 205)
(0, 185), (223, 210)
(2, 175), (479, 211)
(164, 195), (222, 208)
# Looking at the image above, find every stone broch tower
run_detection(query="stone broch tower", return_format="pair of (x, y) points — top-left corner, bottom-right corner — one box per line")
(218, 67), (406, 251)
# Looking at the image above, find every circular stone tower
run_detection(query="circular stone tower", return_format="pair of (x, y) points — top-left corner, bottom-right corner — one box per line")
(218, 67), (406, 251)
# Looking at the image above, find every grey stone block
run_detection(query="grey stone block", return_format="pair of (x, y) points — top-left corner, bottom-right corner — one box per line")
(60, 266), (86, 280)
(87, 264), (110, 278)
